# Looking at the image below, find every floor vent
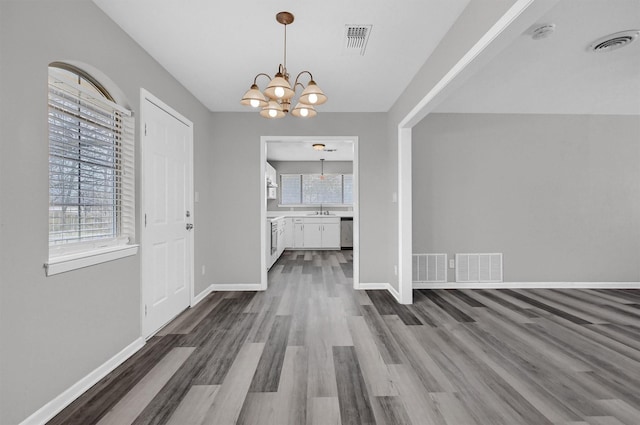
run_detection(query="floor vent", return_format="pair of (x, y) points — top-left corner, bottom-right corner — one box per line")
(344, 25), (372, 56)
(413, 253), (447, 283)
(456, 253), (503, 283)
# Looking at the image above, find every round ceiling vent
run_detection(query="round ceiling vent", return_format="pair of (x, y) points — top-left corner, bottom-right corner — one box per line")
(531, 24), (556, 40)
(589, 30), (639, 52)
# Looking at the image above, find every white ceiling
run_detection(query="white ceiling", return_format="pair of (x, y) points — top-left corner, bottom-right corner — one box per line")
(92, 0), (470, 113)
(435, 0), (640, 115)
(267, 140), (354, 162)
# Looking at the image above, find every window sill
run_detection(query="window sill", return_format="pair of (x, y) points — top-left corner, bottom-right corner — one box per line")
(45, 244), (139, 276)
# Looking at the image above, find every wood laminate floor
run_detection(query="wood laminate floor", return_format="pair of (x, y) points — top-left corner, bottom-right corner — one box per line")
(49, 250), (640, 425)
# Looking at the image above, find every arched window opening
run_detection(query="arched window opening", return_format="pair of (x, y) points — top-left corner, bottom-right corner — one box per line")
(48, 63), (134, 254)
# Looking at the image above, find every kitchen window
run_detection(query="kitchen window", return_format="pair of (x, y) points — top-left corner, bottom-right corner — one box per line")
(280, 173), (353, 205)
(46, 63), (137, 275)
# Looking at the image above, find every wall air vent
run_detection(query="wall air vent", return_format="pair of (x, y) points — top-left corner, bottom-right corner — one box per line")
(413, 253), (447, 284)
(455, 253), (503, 283)
(589, 30), (639, 52)
(344, 25), (372, 56)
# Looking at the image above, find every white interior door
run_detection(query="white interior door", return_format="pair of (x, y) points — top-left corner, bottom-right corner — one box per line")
(142, 92), (193, 338)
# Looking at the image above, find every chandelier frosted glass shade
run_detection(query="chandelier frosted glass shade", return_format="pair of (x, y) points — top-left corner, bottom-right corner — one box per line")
(240, 11), (327, 119)
(299, 81), (327, 105)
(260, 100), (286, 119)
(291, 102), (317, 118)
(264, 73), (295, 100)
(240, 84), (268, 108)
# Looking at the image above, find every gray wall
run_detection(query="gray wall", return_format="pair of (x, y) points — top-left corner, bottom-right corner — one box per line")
(0, 1), (215, 423)
(267, 160), (353, 212)
(413, 113), (640, 282)
(386, 0), (519, 292)
(208, 112), (390, 286)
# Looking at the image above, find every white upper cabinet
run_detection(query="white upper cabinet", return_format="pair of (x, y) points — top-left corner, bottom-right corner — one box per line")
(266, 162), (277, 199)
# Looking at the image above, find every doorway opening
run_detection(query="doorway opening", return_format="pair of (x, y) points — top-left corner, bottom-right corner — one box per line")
(259, 136), (359, 290)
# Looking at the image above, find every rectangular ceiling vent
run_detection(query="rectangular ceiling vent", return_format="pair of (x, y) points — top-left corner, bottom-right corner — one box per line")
(456, 253), (503, 283)
(344, 25), (372, 56)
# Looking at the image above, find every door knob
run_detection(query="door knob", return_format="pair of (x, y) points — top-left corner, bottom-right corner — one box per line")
(186, 223), (194, 230)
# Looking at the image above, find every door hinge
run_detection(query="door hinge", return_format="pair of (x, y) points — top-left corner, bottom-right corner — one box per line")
(144, 123), (147, 136)
(145, 213), (147, 227)
(145, 304), (148, 316)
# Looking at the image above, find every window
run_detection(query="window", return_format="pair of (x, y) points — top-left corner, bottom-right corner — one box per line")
(280, 173), (353, 205)
(46, 64), (136, 273)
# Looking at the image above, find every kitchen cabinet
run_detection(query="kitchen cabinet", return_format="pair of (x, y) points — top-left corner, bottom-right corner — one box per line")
(266, 162), (277, 200)
(268, 217), (289, 270)
(283, 217), (293, 248)
(303, 223), (323, 247)
(277, 219), (285, 258)
(293, 218), (304, 248)
(322, 222), (340, 248)
(293, 217), (340, 249)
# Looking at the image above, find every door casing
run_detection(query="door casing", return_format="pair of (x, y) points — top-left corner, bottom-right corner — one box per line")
(260, 136), (360, 290)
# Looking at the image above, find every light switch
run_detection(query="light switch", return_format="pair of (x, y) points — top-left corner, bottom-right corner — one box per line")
(449, 259), (455, 269)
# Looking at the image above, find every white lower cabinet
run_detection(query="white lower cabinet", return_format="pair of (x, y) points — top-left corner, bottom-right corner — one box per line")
(293, 220), (304, 248)
(303, 223), (323, 247)
(277, 220), (285, 258)
(268, 217), (288, 270)
(321, 222), (340, 248)
(284, 218), (293, 248)
(293, 217), (340, 249)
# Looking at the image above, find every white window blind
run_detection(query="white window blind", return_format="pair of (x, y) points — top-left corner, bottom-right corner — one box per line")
(302, 174), (342, 204)
(281, 174), (302, 205)
(281, 173), (353, 205)
(343, 174), (353, 204)
(48, 67), (135, 250)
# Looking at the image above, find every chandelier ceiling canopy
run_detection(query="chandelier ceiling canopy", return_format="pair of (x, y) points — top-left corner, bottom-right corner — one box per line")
(241, 11), (327, 119)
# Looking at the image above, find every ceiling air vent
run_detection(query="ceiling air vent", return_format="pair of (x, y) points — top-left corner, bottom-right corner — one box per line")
(344, 25), (372, 56)
(589, 30), (639, 52)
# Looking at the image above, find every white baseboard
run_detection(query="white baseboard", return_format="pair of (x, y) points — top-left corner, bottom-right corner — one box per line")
(357, 282), (389, 290)
(20, 337), (145, 425)
(413, 281), (640, 289)
(210, 283), (264, 291)
(191, 284), (214, 307)
(357, 282), (401, 302)
(387, 284), (401, 301)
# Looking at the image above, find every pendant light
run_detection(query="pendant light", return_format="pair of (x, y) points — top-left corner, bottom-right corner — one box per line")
(240, 11), (327, 118)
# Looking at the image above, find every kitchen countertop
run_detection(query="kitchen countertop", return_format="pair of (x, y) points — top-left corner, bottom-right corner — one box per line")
(267, 211), (353, 222)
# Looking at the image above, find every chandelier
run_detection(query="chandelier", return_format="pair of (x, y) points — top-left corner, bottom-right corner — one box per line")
(240, 11), (327, 119)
